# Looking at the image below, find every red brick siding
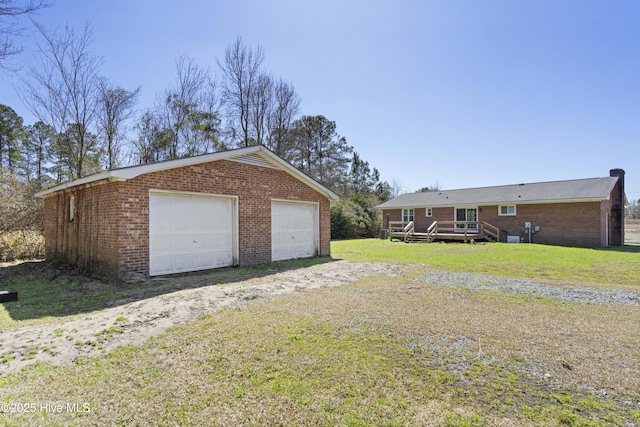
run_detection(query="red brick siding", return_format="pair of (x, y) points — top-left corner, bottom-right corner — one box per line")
(44, 160), (331, 278)
(382, 201), (605, 247)
(478, 202), (603, 247)
(116, 160), (331, 276)
(43, 182), (120, 277)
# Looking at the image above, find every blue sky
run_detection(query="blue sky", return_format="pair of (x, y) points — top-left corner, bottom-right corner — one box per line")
(2, 0), (639, 200)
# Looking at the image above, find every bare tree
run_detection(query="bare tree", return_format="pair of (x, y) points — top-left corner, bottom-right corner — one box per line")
(267, 78), (300, 159)
(0, 0), (51, 67)
(97, 78), (140, 169)
(218, 36), (265, 147)
(185, 76), (222, 155)
(155, 54), (210, 158)
(132, 109), (164, 164)
(389, 179), (408, 198)
(249, 71), (272, 146)
(21, 23), (102, 179)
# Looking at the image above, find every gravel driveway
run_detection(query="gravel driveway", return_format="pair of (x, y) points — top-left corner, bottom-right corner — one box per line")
(416, 271), (640, 305)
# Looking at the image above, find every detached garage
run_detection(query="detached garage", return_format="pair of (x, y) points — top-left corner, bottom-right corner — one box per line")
(35, 145), (337, 279)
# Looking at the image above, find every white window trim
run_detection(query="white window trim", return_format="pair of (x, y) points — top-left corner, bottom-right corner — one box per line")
(426, 207), (432, 217)
(69, 196), (75, 222)
(402, 208), (414, 222)
(498, 205), (517, 216)
(454, 206), (478, 231)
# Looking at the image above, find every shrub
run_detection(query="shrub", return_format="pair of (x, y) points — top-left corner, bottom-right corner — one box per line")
(0, 230), (45, 261)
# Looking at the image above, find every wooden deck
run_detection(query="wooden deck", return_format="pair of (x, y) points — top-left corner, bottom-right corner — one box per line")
(388, 221), (500, 243)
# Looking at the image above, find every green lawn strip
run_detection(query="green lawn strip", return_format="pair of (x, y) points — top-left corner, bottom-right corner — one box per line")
(331, 239), (640, 287)
(1, 281), (637, 426)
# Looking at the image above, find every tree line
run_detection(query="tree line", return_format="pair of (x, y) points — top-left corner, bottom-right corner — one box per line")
(1, 14), (392, 249)
(626, 200), (640, 220)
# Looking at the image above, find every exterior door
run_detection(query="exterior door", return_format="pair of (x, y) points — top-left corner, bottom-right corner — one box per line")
(455, 207), (478, 231)
(271, 201), (318, 261)
(149, 192), (236, 276)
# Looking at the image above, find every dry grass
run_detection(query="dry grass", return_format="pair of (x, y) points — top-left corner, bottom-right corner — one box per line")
(2, 264), (640, 426)
(627, 218), (640, 241)
(0, 231), (44, 262)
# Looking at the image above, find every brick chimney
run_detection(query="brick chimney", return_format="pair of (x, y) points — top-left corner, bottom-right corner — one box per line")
(609, 169), (625, 246)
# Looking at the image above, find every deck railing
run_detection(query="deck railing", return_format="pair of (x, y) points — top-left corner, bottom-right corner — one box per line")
(388, 220), (415, 241)
(482, 221), (500, 241)
(388, 220), (500, 243)
(388, 221), (408, 233)
(429, 221), (478, 235)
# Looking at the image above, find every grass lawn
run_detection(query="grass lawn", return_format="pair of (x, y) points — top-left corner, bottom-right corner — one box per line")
(1, 241), (639, 426)
(332, 239), (640, 288)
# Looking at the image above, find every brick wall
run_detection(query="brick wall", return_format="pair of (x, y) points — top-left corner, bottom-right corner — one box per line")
(382, 201), (605, 247)
(44, 160), (331, 278)
(478, 202), (603, 247)
(43, 182), (120, 277)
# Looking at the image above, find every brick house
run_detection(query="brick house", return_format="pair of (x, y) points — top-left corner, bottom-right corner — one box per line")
(376, 169), (626, 247)
(35, 145), (338, 279)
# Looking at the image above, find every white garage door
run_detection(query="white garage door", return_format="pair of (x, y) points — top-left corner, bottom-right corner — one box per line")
(271, 201), (318, 261)
(149, 192), (236, 276)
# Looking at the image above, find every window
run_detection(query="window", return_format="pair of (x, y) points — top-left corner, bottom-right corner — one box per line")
(402, 208), (414, 222)
(499, 205), (516, 216)
(69, 196), (75, 222)
(426, 207), (432, 217)
(455, 207), (478, 230)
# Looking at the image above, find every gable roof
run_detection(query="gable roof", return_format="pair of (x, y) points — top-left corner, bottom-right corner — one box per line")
(35, 145), (339, 201)
(376, 176), (619, 209)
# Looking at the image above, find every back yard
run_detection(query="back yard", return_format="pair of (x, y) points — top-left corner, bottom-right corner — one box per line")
(1, 241), (639, 426)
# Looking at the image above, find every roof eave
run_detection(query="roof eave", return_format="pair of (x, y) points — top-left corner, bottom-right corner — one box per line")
(34, 145), (339, 201)
(376, 197), (610, 209)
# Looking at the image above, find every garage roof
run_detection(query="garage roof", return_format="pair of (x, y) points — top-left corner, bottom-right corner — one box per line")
(376, 176), (619, 209)
(35, 145), (339, 201)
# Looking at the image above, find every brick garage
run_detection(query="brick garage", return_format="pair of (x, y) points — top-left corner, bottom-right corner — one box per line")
(36, 146), (338, 279)
(378, 169), (626, 248)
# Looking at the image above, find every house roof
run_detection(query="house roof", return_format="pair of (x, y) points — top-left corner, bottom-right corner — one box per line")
(376, 176), (620, 209)
(35, 145), (339, 201)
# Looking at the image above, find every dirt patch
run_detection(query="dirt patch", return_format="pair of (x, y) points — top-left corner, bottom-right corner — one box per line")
(0, 260), (402, 374)
(626, 218), (640, 244)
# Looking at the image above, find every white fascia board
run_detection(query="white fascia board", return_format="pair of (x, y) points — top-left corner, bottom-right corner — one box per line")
(35, 146), (268, 198)
(110, 145), (264, 180)
(35, 145), (340, 201)
(34, 171), (114, 198)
